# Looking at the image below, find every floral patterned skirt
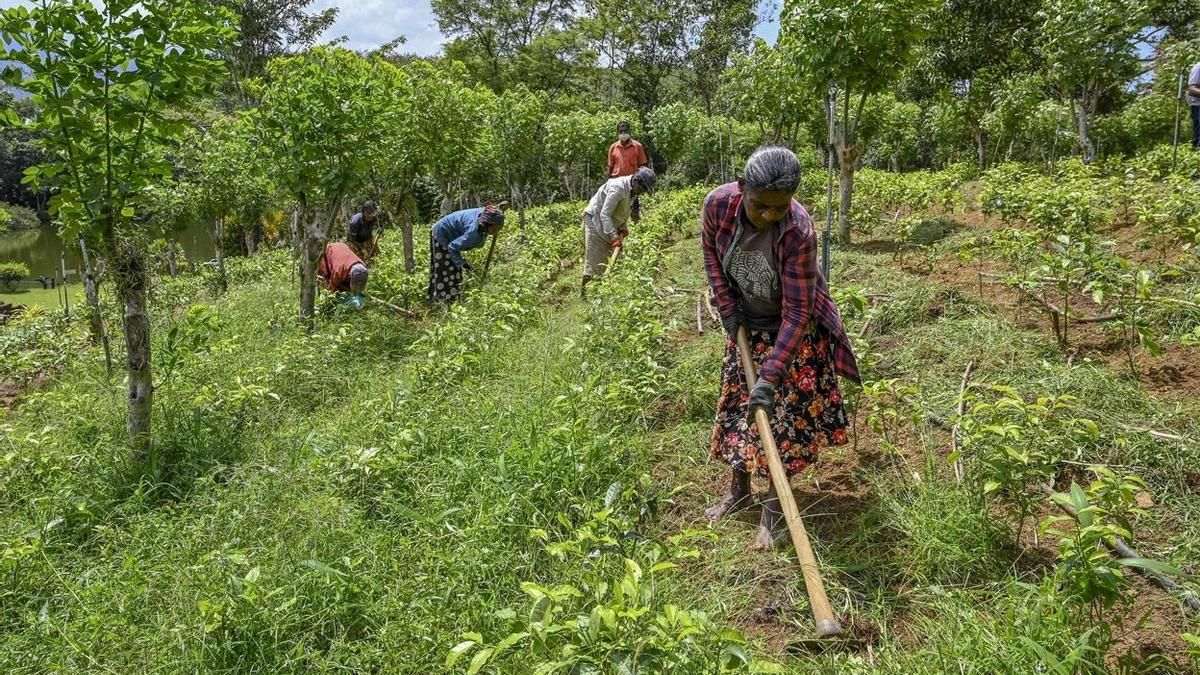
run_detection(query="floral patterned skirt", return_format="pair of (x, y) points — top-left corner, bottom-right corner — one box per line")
(427, 235), (464, 304)
(710, 324), (850, 478)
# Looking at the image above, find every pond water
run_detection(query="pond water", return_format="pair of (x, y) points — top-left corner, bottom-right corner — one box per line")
(0, 221), (215, 281)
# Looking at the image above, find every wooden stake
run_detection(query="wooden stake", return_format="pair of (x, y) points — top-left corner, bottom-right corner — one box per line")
(952, 360), (975, 483)
(735, 327), (843, 638)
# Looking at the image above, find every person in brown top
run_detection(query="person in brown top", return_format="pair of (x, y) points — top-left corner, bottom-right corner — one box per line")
(318, 241), (369, 294)
(607, 120), (650, 222)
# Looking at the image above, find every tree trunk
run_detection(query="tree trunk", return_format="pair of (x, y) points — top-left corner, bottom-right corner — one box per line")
(299, 226), (320, 328)
(837, 143), (859, 245)
(394, 195), (416, 274)
(245, 218), (261, 256)
(110, 239), (153, 461)
(511, 183), (526, 230)
(299, 198), (340, 329)
(78, 236), (113, 375)
(167, 239), (178, 277)
(439, 194), (453, 216)
(974, 128), (987, 171)
(212, 217), (227, 294)
(1076, 96), (1095, 165)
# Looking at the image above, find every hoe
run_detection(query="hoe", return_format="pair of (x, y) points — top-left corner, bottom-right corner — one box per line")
(735, 325), (844, 642)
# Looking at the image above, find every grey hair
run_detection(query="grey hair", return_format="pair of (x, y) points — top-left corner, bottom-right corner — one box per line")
(742, 146), (802, 193)
(349, 263), (369, 293)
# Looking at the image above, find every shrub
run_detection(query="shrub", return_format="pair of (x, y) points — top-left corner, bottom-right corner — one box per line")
(0, 202), (41, 231)
(0, 261), (30, 291)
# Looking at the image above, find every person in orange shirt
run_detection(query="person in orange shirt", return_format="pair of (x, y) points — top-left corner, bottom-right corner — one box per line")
(317, 241), (369, 295)
(607, 120), (650, 221)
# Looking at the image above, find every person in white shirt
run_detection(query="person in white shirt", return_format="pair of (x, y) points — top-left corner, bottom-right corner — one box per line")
(1189, 63), (1200, 150)
(580, 166), (655, 298)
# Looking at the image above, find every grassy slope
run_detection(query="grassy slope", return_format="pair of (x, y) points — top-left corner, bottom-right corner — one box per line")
(1, 191), (1198, 673)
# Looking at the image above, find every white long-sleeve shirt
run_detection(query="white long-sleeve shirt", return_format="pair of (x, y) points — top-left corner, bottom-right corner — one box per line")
(1189, 63), (1200, 107)
(584, 176), (634, 240)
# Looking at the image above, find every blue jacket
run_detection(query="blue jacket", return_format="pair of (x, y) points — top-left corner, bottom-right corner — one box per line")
(432, 208), (486, 267)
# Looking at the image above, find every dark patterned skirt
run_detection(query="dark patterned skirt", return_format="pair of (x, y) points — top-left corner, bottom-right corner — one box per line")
(710, 324), (850, 478)
(427, 235), (464, 304)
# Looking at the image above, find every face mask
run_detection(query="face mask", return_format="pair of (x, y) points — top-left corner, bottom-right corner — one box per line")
(619, 133), (630, 142)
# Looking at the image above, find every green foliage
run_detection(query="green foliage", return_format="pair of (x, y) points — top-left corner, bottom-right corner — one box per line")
(0, 202), (38, 231)
(781, 0), (930, 95)
(1040, 471), (1157, 621)
(256, 47), (389, 212)
(405, 60), (493, 205)
(544, 109), (641, 199)
(958, 386), (1103, 539)
(0, 261), (30, 291)
(0, 0), (235, 242)
(1036, 0), (1148, 160)
(718, 39), (817, 145)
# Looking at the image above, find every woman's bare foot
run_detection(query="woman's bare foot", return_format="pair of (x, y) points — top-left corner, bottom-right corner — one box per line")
(704, 492), (753, 521)
(706, 467), (753, 521)
(750, 494), (786, 550)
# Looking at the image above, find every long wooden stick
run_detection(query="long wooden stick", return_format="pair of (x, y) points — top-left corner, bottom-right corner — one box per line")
(735, 327), (843, 638)
(481, 233), (499, 283)
(366, 294), (415, 317)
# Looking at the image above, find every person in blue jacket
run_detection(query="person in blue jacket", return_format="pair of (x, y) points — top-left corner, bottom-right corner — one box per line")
(428, 204), (505, 304)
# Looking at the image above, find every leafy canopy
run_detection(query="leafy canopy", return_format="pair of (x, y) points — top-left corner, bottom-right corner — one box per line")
(0, 0), (234, 241)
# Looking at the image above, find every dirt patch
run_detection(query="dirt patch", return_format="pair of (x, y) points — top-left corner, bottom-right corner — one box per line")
(0, 372), (50, 409)
(1105, 577), (1193, 673)
(1108, 344), (1200, 400)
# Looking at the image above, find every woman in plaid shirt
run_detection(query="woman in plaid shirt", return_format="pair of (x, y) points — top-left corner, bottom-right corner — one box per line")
(701, 146), (860, 549)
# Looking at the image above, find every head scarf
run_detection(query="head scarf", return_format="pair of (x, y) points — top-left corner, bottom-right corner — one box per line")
(479, 204), (506, 227)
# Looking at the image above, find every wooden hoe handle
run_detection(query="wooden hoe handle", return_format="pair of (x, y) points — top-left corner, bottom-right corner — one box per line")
(735, 326), (843, 639)
(481, 233), (499, 283)
(607, 242), (623, 274)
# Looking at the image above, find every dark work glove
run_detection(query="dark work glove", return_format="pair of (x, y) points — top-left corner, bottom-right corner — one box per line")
(748, 381), (776, 418)
(721, 312), (743, 339)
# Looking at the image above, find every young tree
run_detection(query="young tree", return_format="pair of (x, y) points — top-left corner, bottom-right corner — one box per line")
(217, 0), (339, 106)
(719, 40), (821, 148)
(647, 102), (703, 186)
(1037, 0), (1147, 164)
(193, 116), (275, 289)
(488, 85), (547, 227)
(782, 0), (929, 244)
(1, 0), (233, 459)
(360, 62), (422, 273)
(407, 61), (491, 214)
(432, 0), (575, 91)
(861, 94), (922, 171)
(255, 47), (390, 326)
(687, 0), (757, 114)
(544, 109), (641, 199)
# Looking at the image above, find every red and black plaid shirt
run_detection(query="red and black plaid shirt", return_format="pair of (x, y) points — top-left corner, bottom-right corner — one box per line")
(701, 182), (860, 385)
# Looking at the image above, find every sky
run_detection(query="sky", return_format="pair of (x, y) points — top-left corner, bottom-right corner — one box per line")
(0, 0), (779, 56)
(310, 0), (781, 56)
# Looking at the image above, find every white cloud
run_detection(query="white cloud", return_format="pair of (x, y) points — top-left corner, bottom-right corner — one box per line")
(309, 0), (444, 56)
